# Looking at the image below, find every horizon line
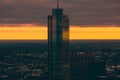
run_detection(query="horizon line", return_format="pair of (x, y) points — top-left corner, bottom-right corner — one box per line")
(0, 39), (120, 41)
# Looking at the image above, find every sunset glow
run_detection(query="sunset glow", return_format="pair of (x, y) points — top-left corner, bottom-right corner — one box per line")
(70, 26), (120, 40)
(0, 24), (120, 40)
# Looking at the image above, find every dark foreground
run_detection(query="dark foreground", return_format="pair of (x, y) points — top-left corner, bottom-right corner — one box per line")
(0, 40), (120, 80)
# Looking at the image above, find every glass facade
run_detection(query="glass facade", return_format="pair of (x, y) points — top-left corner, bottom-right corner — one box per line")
(48, 8), (69, 80)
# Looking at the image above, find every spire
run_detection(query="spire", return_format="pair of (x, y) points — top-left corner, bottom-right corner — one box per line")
(57, 0), (59, 8)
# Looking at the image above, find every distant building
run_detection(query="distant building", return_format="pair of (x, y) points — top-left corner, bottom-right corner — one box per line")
(70, 52), (97, 80)
(48, 0), (69, 80)
(95, 60), (106, 76)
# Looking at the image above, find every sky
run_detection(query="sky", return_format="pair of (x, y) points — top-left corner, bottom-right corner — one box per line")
(0, 0), (120, 40)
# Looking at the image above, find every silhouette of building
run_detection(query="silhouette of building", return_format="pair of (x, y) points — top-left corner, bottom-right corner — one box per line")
(95, 60), (106, 76)
(70, 52), (97, 80)
(48, 0), (69, 80)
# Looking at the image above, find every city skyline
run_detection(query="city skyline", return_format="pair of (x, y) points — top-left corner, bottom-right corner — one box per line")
(0, 1), (120, 80)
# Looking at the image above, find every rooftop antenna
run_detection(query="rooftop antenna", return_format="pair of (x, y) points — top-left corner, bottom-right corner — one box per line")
(57, 0), (59, 8)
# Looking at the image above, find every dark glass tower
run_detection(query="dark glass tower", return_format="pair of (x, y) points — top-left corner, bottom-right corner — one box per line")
(70, 53), (96, 80)
(48, 0), (69, 80)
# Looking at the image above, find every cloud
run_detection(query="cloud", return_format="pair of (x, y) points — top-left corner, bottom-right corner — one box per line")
(0, 0), (53, 24)
(0, 0), (120, 26)
(62, 0), (120, 26)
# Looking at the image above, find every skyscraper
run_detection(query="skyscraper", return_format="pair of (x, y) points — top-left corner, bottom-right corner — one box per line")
(48, 0), (69, 80)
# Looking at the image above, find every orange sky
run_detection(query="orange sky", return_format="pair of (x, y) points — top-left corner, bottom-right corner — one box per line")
(0, 24), (120, 40)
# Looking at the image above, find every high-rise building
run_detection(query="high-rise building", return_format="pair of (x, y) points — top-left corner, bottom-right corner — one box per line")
(70, 52), (97, 80)
(48, 0), (69, 80)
